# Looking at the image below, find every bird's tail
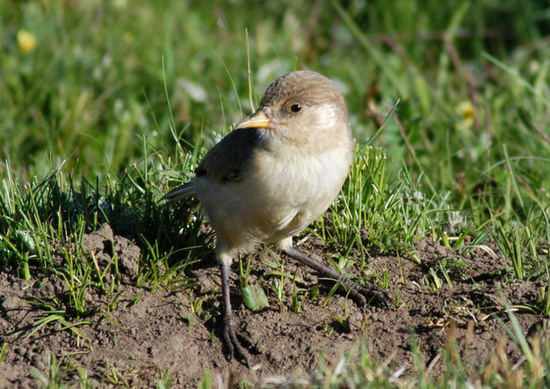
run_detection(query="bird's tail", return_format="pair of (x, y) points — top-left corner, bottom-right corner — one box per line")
(161, 182), (195, 202)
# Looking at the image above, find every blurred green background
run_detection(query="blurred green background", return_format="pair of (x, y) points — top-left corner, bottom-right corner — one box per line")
(1, 0), (549, 214)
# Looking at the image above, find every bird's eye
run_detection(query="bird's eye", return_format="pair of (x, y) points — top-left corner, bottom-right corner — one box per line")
(290, 104), (302, 113)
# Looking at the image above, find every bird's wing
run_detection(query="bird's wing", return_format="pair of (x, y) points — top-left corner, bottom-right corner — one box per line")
(195, 128), (265, 183)
(162, 128), (265, 202)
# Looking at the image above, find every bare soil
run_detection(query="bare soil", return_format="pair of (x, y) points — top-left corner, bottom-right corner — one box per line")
(0, 225), (546, 387)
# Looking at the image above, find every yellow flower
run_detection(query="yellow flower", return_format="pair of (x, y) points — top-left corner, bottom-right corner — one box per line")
(123, 32), (135, 44)
(455, 100), (474, 129)
(17, 30), (37, 54)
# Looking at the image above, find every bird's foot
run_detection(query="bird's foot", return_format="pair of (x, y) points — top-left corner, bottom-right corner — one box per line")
(340, 278), (390, 308)
(283, 246), (390, 308)
(223, 316), (254, 367)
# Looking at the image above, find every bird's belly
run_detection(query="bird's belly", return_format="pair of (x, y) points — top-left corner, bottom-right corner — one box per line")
(194, 148), (350, 250)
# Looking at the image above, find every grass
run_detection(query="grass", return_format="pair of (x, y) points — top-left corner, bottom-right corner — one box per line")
(1, 0), (549, 386)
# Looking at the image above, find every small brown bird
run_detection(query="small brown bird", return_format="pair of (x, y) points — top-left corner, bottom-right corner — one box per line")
(163, 70), (387, 363)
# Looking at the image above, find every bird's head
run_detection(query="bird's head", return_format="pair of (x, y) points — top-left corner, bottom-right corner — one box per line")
(234, 71), (350, 152)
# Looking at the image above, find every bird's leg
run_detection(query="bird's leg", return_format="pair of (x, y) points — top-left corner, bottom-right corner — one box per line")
(282, 246), (389, 306)
(220, 262), (251, 365)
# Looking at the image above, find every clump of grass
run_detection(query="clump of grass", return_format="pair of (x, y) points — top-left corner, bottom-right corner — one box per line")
(315, 144), (432, 261)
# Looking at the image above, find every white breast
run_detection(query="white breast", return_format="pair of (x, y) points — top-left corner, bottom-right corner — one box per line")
(246, 144), (351, 240)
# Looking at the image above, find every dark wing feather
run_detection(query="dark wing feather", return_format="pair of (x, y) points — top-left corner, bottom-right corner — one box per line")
(196, 128), (265, 183)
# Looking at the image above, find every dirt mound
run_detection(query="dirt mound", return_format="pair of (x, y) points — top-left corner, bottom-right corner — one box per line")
(0, 228), (545, 387)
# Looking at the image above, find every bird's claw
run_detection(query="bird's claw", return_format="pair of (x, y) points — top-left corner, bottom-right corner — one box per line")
(344, 280), (390, 308)
(223, 317), (253, 367)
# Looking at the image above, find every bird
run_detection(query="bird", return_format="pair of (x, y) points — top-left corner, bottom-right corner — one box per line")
(163, 70), (388, 364)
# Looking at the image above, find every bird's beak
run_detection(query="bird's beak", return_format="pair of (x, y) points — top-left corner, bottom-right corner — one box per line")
(235, 110), (271, 130)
